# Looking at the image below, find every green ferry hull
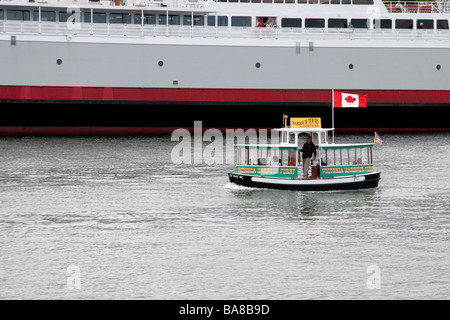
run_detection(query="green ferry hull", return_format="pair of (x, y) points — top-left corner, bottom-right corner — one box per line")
(228, 171), (381, 191)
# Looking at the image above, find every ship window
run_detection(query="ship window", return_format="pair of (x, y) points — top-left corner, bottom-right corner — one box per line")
(207, 16), (228, 26)
(373, 19), (392, 29)
(59, 12), (73, 23)
(0, 10), (3, 20)
(84, 12), (106, 24)
(305, 19), (325, 28)
(158, 15), (180, 25)
(110, 13), (131, 24)
(417, 19), (434, 29)
(353, 0), (374, 4)
(297, 0), (307, 3)
(7, 10), (31, 21)
(281, 18), (302, 28)
(331, 0), (340, 4)
(231, 16), (251, 27)
(328, 18), (348, 28)
(183, 15), (204, 26)
(134, 14), (156, 25)
(341, 0), (351, 4)
(351, 19), (369, 28)
(33, 11), (56, 22)
(251, 0), (262, 2)
(396, 19), (413, 29)
(437, 19), (449, 30)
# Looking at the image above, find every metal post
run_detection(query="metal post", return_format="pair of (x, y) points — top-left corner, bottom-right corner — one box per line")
(191, 11), (194, 38)
(38, 6), (41, 34)
(332, 89), (335, 143)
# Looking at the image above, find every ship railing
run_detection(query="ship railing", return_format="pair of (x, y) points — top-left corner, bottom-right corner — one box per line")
(1, 20), (450, 41)
(383, 1), (450, 13)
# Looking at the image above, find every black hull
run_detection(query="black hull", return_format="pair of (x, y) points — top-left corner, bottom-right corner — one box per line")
(228, 172), (381, 191)
(0, 101), (449, 134)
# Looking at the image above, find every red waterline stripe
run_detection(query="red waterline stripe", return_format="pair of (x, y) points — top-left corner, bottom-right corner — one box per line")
(0, 127), (449, 135)
(1, 86), (450, 103)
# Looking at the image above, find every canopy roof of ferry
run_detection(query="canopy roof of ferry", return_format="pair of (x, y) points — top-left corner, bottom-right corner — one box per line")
(236, 143), (298, 149)
(236, 142), (375, 149)
(320, 143), (375, 149)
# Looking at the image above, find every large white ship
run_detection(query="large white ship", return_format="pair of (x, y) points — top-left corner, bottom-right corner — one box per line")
(0, 0), (449, 133)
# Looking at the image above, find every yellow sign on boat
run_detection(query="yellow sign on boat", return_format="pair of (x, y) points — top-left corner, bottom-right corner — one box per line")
(290, 117), (322, 129)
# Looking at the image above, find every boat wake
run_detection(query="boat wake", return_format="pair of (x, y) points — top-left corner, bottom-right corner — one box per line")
(223, 182), (259, 191)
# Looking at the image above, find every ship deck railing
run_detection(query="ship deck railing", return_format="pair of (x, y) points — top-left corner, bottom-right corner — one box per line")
(383, 1), (450, 13)
(1, 20), (450, 41)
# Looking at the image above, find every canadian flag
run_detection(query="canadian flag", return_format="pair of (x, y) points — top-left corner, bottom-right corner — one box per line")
(334, 91), (367, 108)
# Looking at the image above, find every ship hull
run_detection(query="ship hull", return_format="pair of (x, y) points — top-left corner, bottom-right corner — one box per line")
(0, 87), (449, 134)
(2, 29), (450, 134)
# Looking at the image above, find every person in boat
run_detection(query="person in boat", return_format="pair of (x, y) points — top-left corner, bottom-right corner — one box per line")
(300, 135), (317, 179)
(272, 155), (281, 166)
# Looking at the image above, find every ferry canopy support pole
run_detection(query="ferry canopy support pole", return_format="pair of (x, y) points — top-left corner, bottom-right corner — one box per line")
(332, 89), (335, 144)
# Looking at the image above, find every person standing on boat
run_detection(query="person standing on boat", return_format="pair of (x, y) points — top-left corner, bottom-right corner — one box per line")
(300, 135), (317, 179)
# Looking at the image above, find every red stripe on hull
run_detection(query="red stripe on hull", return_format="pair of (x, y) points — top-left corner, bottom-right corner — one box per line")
(1, 85), (450, 103)
(0, 126), (449, 135)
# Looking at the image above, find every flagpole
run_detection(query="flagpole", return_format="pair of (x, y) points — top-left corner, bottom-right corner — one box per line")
(332, 89), (335, 144)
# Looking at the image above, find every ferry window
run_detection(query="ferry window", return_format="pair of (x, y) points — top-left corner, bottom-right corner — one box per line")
(325, 150), (337, 166)
(281, 18), (302, 28)
(134, 14), (156, 25)
(159, 15), (180, 25)
(297, 0), (307, 3)
(396, 19), (413, 29)
(84, 13), (106, 24)
(373, 19), (392, 29)
(240, 0), (250, 2)
(342, 149), (350, 165)
(353, 0), (374, 4)
(330, 0), (340, 4)
(110, 13), (131, 24)
(268, 149), (281, 166)
(417, 19), (433, 29)
(305, 19), (325, 28)
(33, 11), (56, 22)
(328, 18), (348, 29)
(251, 0), (262, 2)
(285, 0), (295, 3)
(231, 16), (251, 27)
(437, 19), (449, 30)
(207, 16), (228, 26)
(183, 15), (204, 26)
(7, 10), (31, 21)
(341, 0), (351, 4)
(351, 19), (369, 28)
(0, 10), (3, 20)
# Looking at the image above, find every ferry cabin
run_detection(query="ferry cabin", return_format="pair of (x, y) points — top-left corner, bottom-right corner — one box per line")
(235, 128), (375, 179)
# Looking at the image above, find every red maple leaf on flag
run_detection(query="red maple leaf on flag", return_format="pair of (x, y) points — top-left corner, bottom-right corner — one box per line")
(345, 95), (356, 103)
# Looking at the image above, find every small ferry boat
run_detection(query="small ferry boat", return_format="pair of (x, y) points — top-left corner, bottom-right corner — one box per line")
(228, 117), (381, 191)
